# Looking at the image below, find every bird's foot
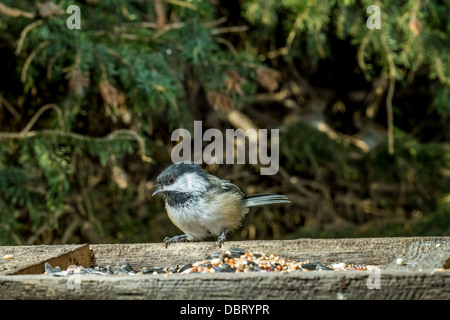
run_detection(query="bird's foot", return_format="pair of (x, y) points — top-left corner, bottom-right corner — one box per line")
(217, 232), (227, 248)
(163, 234), (193, 248)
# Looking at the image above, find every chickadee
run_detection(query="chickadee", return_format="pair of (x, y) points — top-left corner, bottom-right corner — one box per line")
(152, 162), (290, 248)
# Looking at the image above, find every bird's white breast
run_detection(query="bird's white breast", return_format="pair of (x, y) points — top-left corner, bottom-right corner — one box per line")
(166, 197), (213, 239)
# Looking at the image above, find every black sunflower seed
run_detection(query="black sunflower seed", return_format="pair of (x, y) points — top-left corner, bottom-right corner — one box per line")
(178, 263), (193, 273)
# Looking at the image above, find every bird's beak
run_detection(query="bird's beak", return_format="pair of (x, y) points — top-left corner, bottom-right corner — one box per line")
(152, 186), (163, 196)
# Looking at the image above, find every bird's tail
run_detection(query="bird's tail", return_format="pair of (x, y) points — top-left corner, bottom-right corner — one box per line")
(243, 194), (290, 207)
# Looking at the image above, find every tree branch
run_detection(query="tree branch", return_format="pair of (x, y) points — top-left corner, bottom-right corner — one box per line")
(21, 40), (50, 83)
(0, 128), (150, 160)
(380, 32), (396, 155)
(0, 3), (35, 19)
(211, 25), (248, 35)
(20, 103), (64, 134)
(0, 94), (21, 120)
(16, 20), (43, 55)
(0, 102), (152, 163)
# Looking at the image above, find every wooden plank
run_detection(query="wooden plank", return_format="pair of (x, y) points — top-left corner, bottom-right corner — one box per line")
(0, 270), (448, 300)
(0, 244), (91, 275)
(383, 239), (450, 271)
(0, 237), (448, 300)
(90, 236), (450, 269)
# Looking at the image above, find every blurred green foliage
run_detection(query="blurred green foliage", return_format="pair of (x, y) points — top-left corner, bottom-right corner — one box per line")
(0, 0), (448, 245)
(280, 122), (449, 239)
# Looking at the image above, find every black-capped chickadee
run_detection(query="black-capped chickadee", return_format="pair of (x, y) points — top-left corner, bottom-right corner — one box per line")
(152, 162), (290, 248)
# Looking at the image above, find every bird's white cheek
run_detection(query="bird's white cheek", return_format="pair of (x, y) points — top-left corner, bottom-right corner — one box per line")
(183, 173), (208, 193)
(163, 173), (208, 193)
(186, 174), (194, 189)
(163, 182), (181, 192)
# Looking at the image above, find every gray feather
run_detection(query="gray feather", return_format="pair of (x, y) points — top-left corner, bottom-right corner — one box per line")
(243, 194), (290, 207)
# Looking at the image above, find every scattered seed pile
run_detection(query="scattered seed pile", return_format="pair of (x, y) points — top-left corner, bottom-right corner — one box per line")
(43, 247), (381, 276)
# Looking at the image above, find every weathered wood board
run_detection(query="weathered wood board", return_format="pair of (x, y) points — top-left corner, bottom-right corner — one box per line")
(0, 237), (448, 300)
(90, 237), (450, 268)
(0, 270), (448, 300)
(383, 239), (450, 271)
(0, 244), (91, 275)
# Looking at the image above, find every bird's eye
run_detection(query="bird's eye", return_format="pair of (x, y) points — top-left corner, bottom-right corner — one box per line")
(168, 178), (175, 184)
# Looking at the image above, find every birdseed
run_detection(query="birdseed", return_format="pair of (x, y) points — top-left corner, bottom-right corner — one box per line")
(41, 247), (382, 276)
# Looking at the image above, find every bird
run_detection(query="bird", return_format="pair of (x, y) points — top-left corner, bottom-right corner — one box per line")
(152, 162), (290, 248)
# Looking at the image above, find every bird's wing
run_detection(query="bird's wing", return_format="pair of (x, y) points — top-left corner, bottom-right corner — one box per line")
(206, 174), (245, 197)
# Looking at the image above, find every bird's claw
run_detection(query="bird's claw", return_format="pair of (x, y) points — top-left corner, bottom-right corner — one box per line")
(217, 232), (227, 248)
(163, 237), (172, 249)
(163, 234), (193, 248)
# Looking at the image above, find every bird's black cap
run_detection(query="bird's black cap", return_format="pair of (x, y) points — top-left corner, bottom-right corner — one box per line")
(155, 162), (207, 187)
